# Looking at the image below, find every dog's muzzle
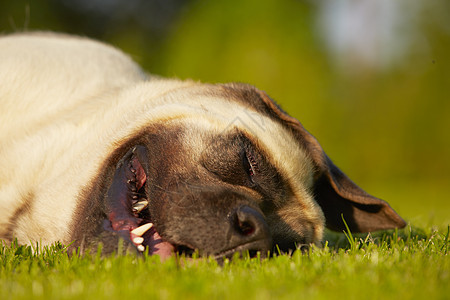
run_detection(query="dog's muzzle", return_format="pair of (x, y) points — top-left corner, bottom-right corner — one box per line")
(104, 145), (272, 260)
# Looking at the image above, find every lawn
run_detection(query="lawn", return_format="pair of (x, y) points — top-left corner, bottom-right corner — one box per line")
(1, 2), (449, 299)
(1, 225), (448, 300)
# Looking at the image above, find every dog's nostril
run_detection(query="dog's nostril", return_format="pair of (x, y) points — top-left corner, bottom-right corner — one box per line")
(228, 205), (272, 257)
(236, 220), (255, 236)
(233, 205), (269, 239)
(235, 206), (260, 237)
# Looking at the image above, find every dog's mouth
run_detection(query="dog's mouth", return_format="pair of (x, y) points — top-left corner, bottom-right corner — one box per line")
(105, 145), (194, 260)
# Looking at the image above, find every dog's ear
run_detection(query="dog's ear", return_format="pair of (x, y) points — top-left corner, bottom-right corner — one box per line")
(311, 154), (406, 232)
(252, 89), (406, 233)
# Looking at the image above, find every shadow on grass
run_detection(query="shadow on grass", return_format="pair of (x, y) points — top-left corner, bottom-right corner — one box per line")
(322, 224), (431, 251)
(2, 223), (447, 262)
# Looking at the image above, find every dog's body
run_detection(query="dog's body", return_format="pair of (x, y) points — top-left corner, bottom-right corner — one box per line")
(0, 33), (405, 258)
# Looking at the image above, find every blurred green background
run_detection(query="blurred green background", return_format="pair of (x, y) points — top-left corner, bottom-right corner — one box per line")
(1, 0), (449, 227)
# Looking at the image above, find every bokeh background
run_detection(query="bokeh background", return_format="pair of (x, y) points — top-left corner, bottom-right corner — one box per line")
(1, 0), (449, 227)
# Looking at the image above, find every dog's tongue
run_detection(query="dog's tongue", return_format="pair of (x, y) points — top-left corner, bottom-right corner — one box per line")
(144, 227), (175, 260)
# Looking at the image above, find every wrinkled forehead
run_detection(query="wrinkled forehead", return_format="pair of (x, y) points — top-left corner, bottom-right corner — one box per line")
(135, 89), (315, 194)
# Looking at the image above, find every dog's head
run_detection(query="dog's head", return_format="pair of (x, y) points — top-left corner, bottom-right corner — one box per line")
(73, 83), (405, 259)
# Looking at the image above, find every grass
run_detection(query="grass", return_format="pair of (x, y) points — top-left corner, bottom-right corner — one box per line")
(1, 225), (449, 300)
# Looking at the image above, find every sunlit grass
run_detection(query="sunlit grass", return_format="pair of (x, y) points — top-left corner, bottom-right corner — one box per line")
(1, 225), (448, 300)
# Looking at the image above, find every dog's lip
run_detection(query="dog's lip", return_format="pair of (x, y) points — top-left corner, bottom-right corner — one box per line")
(106, 145), (177, 259)
(129, 221), (205, 260)
(212, 239), (270, 261)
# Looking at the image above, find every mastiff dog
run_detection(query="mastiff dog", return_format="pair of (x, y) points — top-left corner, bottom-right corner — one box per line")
(0, 33), (406, 259)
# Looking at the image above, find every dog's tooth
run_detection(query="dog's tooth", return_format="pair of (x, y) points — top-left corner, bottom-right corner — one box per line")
(132, 200), (148, 213)
(133, 237), (144, 244)
(137, 245), (145, 252)
(131, 223), (153, 236)
(138, 200), (148, 206)
(132, 204), (144, 213)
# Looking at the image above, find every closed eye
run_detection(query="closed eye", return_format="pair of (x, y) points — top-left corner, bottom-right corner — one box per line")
(243, 149), (259, 183)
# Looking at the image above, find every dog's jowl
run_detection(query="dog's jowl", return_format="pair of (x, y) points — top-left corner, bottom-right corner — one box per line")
(0, 33), (406, 259)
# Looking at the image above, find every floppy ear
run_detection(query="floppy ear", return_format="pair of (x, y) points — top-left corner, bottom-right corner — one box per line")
(312, 155), (406, 232)
(251, 88), (406, 233)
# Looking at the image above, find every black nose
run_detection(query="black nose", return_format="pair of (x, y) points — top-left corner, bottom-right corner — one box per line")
(229, 205), (272, 257)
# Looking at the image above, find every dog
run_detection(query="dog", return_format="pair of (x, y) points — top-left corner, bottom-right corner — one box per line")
(0, 32), (406, 259)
